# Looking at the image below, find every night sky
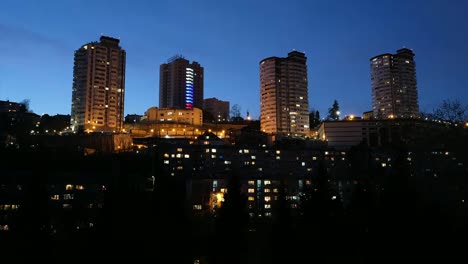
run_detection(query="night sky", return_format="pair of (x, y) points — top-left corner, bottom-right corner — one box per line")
(1, 0), (467, 119)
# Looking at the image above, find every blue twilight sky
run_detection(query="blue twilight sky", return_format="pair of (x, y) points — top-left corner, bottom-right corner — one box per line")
(1, 0), (467, 119)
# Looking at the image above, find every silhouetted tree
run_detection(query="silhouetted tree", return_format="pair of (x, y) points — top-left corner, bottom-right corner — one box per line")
(213, 168), (249, 264)
(148, 153), (192, 263)
(327, 100), (340, 121)
(230, 104), (242, 120)
(433, 99), (467, 122)
(203, 109), (215, 123)
(20, 99), (31, 113)
(309, 109), (321, 128)
(297, 160), (336, 262)
(270, 179), (293, 264)
(376, 146), (420, 263)
(12, 158), (51, 262)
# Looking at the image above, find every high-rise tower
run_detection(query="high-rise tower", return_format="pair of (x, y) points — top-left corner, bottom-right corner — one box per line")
(159, 56), (204, 110)
(71, 36), (126, 132)
(260, 51), (309, 137)
(370, 48), (419, 119)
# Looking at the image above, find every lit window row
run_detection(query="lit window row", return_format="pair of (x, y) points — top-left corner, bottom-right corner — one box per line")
(0, 205), (19, 210)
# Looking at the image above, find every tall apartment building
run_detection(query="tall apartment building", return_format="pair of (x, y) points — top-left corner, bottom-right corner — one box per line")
(71, 36), (126, 132)
(203, 97), (230, 122)
(370, 48), (419, 119)
(260, 51), (309, 137)
(159, 56), (204, 110)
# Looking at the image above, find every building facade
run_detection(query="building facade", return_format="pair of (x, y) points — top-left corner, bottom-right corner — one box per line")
(71, 36), (126, 132)
(203, 97), (230, 122)
(260, 51), (309, 137)
(159, 56), (204, 110)
(143, 107), (203, 126)
(370, 48), (419, 119)
(0, 100), (26, 113)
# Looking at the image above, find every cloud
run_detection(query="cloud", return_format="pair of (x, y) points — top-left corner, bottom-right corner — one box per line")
(0, 23), (70, 60)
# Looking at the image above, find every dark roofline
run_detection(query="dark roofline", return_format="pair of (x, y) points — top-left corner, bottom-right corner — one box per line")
(370, 53), (393, 61)
(260, 50), (306, 64)
(100, 35), (120, 42)
(288, 50), (306, 56)
(259, 56), (279, 64)
(397, 48), (413, 53)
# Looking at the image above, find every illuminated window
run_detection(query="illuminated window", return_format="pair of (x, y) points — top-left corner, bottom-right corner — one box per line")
(258, 167), (262, 171)
(264, 196), (271, 202)
(75, 185), (84, 190)
(276, 150), (280, 154)
(211, 149), (217, 153)
(206, 149), (210, 153)
(264, 189), (270, 193)
(177, 166), (183, 170)
(164, 160), (169, 164)
(301, 162), (305, 166)
(248, 196), (255, 201)
(220, 188), (227, 193)
(273, 188), (278, 193)
(381, 163), (387, 167)
(244, 149), (250, 153)
(193, 204), (202, 210)
(211, 155), (216, 159)
(248, 180), (255, 185)
(64, 194), (74, 200)
(251, 156), (256, 160)
(264, 180), (271, 185)
(276, 156), (280, 160)
(65, 184), (73, 191)
(184, 154), (190, 158)
(224, 160), (231, 164)
(51, 195), (60, 200)
(265, 204), (271, 209)
(177, 148), (183, 152)
(265, 212), (272, 217)
(313, 156), (317, 160)
(171, 154), (175, 158)
(176, 153), (182, 158)
(248, 188), (255, 193)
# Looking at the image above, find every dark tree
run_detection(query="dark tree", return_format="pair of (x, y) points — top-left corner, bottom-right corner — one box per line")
(20, 99), (31, 113)
(309, 109), (321, 128)
(213, 168), (249, 264)
(230, 104), (242, 120)
(11, 158), (51, 262)
(270, 179), (293, 264)
(327, 100), (340, 121)
(297, 161), (336, 262)
(203, 109), (215, 123)
(433, 99), (467, 122)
